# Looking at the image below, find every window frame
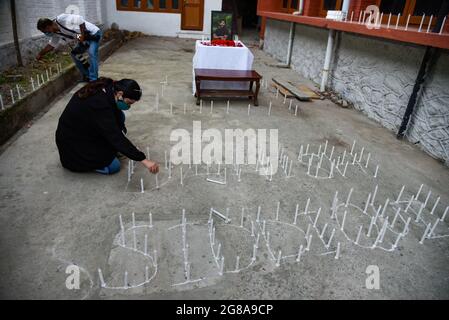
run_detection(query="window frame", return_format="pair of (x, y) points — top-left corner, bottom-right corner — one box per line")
(281, 0), (300, 13)
(376, 0), (440, 26)
(319, 0), (343, 17)
(116, 0), (181, 14)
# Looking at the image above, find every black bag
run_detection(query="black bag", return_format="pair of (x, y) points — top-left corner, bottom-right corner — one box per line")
(71, 42), (89, 55)
(84, 31), (101, 42)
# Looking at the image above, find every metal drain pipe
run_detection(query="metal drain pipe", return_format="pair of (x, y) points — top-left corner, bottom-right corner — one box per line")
(286, 22), (296, 67)
(320, 29), (336, 92)
(397, 0), (449, 139)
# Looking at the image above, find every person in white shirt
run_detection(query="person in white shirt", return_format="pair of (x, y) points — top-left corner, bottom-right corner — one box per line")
(36, 14), (102, 82)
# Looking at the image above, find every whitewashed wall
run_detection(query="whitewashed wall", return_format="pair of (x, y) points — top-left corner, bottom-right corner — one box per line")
(103, 0), (222, 38)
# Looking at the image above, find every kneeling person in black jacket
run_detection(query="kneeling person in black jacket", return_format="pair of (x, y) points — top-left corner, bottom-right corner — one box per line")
(56, 78), (159, 175)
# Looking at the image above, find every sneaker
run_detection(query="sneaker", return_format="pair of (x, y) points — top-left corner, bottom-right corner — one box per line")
(78, 76), (90, 83)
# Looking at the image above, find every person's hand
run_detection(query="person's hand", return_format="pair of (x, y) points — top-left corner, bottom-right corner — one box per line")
(142, 159), (159, 174)
(78, 34), (85, 42)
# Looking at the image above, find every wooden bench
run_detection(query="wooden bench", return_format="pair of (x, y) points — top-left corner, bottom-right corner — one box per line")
(194, 69), (262, 106)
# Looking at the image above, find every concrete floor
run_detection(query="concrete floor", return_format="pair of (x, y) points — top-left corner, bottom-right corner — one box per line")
(0, 36), (448, 300)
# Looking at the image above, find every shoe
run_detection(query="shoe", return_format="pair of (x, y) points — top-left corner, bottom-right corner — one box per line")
(78, 76), (90, 83)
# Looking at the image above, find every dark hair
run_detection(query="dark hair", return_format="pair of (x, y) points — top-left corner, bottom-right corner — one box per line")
(37, 18), (53, 31)
(114, 79), (142, 101)
(76, 77), (142, 100)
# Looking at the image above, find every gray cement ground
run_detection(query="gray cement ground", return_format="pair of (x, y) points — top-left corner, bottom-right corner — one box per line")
(0, 36), (448, 300)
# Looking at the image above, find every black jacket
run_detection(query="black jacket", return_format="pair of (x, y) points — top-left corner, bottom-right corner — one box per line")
(55, 82), (146, 172)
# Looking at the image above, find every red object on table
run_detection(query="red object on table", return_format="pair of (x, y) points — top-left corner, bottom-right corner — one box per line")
(201, 40), (243, 47)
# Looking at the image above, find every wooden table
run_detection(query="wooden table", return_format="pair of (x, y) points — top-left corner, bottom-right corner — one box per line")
(194, 69), (262, 106)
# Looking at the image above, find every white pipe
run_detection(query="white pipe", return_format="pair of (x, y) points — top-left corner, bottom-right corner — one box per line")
(299, 0), (304, 15)
(320, 30), (336, 92)
(342, 0), (351, 14)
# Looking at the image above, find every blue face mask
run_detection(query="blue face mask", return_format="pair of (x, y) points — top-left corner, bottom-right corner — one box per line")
(117, 100), (130, 111)
(44, 32), (53, 37)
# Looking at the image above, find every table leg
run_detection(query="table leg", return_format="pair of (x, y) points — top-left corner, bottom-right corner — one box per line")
(249, 81), (254, 100)
(254, 80), (260, 106)
(195, 79), (201, 105)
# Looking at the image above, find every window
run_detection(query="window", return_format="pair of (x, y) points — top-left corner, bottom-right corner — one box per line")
(116, 0), (181, 13)
(281, 0), (300, 13)
(413, 0), (443, 16)
(320, 0), (342, 17)
(379, 0), (406, 15)
(377, 0), (443, 26)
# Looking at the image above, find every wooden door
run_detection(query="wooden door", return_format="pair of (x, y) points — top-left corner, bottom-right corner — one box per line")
(181, 0), (204, 31)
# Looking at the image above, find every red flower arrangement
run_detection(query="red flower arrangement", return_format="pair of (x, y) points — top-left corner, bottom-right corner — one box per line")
(201, 40), (243, 47)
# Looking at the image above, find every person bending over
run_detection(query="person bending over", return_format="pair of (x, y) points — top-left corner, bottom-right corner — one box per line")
(56, 78), (159, 175)
(36, 14), (102, 82)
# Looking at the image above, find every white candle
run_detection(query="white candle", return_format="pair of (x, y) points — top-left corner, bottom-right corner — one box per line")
(439, 16), (447, 34)
(306, 234), (312, 251)
(418, 14), (426, 32)
(10, 89), (15, 104)
(144, 234), (148, 255)
(320, 223), (328, 239)
(355, 225), (363, 245)
(16, 84), (21, 99)
(341, 211), (347, 232)
(98, 269), (106, 288)
(427, 15), (433, 33)
(335, 243), (341, 260)
(124, 271), (128, 288)
(419, 223), (431, 244)
(405, 14), (411, 30)
(313, 208), (321, 227)
(327, 228), (335, 248)
(275, 250), (282, 267)
(396, 13), (401, 29)
(180, 167), (183, 185)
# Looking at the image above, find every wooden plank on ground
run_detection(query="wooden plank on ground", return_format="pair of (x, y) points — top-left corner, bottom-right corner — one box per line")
(295, 84), (320, 99)
(271, 82), (294, 98)
(272, 77), (312, 101)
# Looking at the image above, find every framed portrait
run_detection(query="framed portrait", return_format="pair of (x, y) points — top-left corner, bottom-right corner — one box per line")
(211, 11), (233, 40)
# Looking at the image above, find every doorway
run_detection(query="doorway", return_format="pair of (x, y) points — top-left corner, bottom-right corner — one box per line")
(222, 0), (259, 43)
(181, 0), (204, 31)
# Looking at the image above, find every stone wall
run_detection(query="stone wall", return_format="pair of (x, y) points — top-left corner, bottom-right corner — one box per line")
(263, 19), (290, 64)
(407, 51), (449, 164)
(264, 18), (449, 166)
(330, 33), (425, 132)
